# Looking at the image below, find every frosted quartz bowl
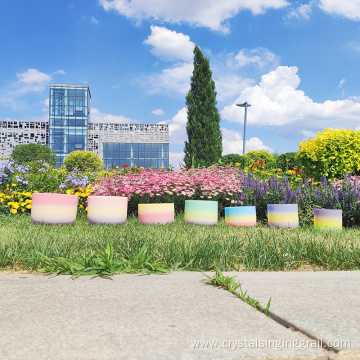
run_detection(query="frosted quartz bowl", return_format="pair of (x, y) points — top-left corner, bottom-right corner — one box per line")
(138, 203), (175, 224)
(31, 193), (78, 225)
(87, 196), (128, 225)
(184, 200), (218, 226)
(225, 206), (256, 227)
(314, 208), (342, 230)
(267, 204), (299, 228)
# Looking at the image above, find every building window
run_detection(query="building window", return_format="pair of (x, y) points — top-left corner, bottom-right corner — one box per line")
(102, 142), (169, 169)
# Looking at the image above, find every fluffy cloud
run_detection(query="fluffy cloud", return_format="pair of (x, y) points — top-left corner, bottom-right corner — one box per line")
(100, 0), (289, 32)
(151, 109), (164, 116)
(159, 107), (187, 145)
(142, 62), (193, 96)
(16, 69), (52, 94)
(319, 0), (360, 20)
(144, 26), (195, 61)
(287, 3), (313, 19)
(214, 75), (255, 102)
(221, 66), (360, 136)
(222, 128), (273, 155)
(169, 152), (185, 169)
(90, 108), (133, 123)
(234, 48), (279, 68)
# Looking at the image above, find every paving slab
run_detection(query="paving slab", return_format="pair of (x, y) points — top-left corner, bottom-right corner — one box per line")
(213, 272), (360, 355)
(0, 272), (326, 360)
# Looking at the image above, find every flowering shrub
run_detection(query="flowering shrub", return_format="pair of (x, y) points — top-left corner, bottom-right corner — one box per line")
(297, 128), (360, 180)
(91, 166), (242, 215)
(0, 185), (33, 215)
(237, 172), (360, 227)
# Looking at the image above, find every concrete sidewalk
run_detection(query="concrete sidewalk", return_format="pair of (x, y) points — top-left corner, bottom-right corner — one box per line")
(0, 271), (359, 360)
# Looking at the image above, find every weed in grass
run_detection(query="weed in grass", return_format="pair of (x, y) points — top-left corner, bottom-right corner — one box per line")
(36, 240), (171, 279)
(203, 268), (272, 316)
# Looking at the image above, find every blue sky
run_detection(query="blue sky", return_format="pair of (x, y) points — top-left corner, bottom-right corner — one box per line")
(1, 0), (360, 168)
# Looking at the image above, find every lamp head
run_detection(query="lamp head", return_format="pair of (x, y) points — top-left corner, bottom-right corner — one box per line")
(236, 102), (251, 107)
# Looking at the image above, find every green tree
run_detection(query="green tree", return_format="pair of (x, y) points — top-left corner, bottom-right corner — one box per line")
(64, 151), (104, 172)
(184, 45), (222, 168)
(11, 143), (57, 167)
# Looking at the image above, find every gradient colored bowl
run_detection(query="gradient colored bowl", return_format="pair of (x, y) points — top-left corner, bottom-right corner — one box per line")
(314, 209), (342, 230)
(87, 196), (128, 225)
(138, 203), (174, 224)
(31, 193), (78, 225)
(267, 204), (299, 228)
(225, 206), (256, 227)
(184, 200), (218, 226)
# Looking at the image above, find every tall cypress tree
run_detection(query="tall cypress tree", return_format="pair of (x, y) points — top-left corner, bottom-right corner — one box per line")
(184, 45), (222, 168)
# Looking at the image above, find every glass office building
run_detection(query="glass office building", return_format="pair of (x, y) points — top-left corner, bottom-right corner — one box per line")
(49, 85), (90, 167)
(102, 142), (169, 168)
(87, 123), (169, 169)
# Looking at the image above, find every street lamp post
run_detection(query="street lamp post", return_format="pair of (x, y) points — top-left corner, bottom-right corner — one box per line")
(236, 102), (251, 155)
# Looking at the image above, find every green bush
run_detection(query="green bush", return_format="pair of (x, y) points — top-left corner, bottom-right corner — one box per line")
(64, 151), (104, 172)
(296, 128), (360, 180)
(243, 150), (275, 168)
(275, 152), (302, 171)
(11, 144), (56, 167)
(221, 153), (244, 166)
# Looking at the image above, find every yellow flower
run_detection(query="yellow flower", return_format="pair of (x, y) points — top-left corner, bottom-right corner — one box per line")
(235, 162), (240, 166)
(79, 204), (84, 208)
(10, 209), (17, 214)
(66, 189), (73, 195)
(12, 183), (16, 187)
(21, 209), (25, 213)
(140, 167), (144, 169)
(26, 205), (32, 209)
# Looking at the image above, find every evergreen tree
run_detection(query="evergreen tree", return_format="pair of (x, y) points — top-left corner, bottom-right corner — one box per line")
(184, 45), (222, 168)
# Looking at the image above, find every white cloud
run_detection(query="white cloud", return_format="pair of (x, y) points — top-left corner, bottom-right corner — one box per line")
(90, 16), (99, 24)
(221, 66), (360, 135)
(287, 3), (313, 19)
(319, 0), (360, 20)
(142, 62), (193, 96)
(234, 48), (279, 68)
(301, 130), (317, 138)
(52, 69), (66, 75)
(222, 128), (273, 155)
(15, 68), (52, 94)
(100, 0), (289, 32)
(159, 107), (188, 145)
(151, 109), (164, 116)
(214, 75), (255, 102)
(169, 152), (185, 169)
(42, 98), (49, 112)
(144, 26), (195, 61)
(338, 78), (346, 88)
(345, 40), (360, 52)
(90, 108), (133, 123)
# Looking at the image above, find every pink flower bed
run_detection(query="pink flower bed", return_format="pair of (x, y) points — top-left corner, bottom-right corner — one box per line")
(91, 166), (242, 200)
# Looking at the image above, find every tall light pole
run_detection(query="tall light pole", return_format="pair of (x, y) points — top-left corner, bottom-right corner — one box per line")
(236, 102), (251, 155)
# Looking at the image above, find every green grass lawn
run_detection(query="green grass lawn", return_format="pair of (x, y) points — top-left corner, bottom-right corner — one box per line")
(1, 214), (359, 275)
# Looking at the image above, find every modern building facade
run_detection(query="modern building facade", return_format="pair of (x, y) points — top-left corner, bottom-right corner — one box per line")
(88, 123), (169, 168)
(49, 85), (91, 167)
(0, 120), (48, 159)
(1, 84), (169, 168)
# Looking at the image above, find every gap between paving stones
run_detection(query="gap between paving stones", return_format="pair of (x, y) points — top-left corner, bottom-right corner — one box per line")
(202, 271), (352, 360)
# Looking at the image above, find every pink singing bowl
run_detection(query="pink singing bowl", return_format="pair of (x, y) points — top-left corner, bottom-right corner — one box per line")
(31, 193), (78, 225)
(87, 196), (128, 225)
(138, 203), (174, 224)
